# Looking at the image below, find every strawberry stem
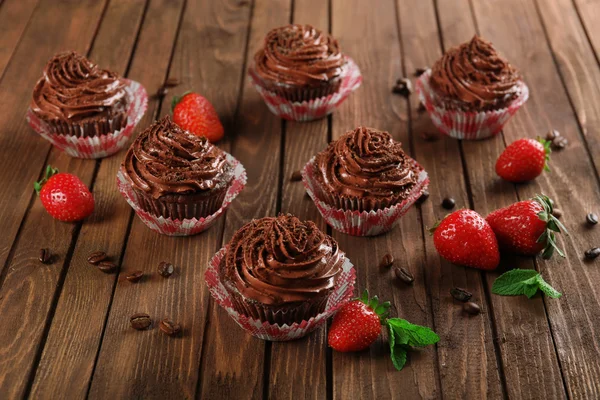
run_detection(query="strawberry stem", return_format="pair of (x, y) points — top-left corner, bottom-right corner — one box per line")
(170, 90), (191, 113)
(537, 137), (552, 172)
(534, 194), (568, 259)
(357, 289), (390, 323)
(34, 165), (59, 195)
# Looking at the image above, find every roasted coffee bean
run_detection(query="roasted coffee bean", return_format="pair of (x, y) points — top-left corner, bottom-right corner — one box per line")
(450, 287), (473, 302)
(158, 261), (174, 278)
(290, 170), (303, 182)
(130, 313), (152, 330)
(545, 129), (560, 140)
(420, 131), (438, 141)
(126, 270), (144, 283)
(379, 254), (394, 269)
(159, 319), (182, 336)
(414, 67), (427, 77)
(98, 261), (117, 273)
(39, 248), (52, 264)
(552, 136), (568, 150)
(552, 208), (562, 219)
(164, 77), (181, 87)
(156, 86), (168, 98)
(442, 197), (456, 210)
(392, 78), (412, 97)
(416, 190), (430, 204)
(586, 213), (598, 226)
(584, 247), (600, 260)
(394, 267), (414, 284)
(87, 251), (107, 265)
(463, 302), (481, 315)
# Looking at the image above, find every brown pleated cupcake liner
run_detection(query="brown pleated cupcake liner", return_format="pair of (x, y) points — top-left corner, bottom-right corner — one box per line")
(249, 71), (343, 103)
(311, 182), (406, 212)
(41, 112), (128, 138)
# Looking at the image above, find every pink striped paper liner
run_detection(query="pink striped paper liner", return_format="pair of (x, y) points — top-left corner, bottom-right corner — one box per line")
(415, 69), (529, 140)
(27, 80), (148, 158)
(205, 247), (356, 341)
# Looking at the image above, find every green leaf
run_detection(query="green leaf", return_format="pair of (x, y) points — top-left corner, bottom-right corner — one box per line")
(492, 269), (562, 299)
(388, 325), (408, 371)
(386, 319), (439, 371)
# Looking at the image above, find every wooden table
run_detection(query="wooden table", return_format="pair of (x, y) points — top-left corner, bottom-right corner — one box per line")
(0, 0), (599, 398)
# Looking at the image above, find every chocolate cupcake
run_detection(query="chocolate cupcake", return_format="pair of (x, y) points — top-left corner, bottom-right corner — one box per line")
(250, 24), (347, 102)
(30, 51), (129, 137)
(311, 127), (422, 212)
(121, 116), (234, 220)
(429, 36), (522, 112)
(221, 214), (345, 325)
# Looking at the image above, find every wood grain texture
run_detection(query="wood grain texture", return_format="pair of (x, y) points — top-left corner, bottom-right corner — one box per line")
(87, 0), (253, 398)
(0, 0), (39, 79)
(268, 1), (329, 399)
(397, 0), (504, 398)
(330, 0), (439, 398)
(197, 0), (290, 398)
(0, 1), (109, 398)
(29, 1), (180, 398)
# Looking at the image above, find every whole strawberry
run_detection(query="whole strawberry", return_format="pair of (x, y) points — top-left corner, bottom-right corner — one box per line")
(431, 209), (500, 270)
(34, 166), (94, 222)
(486, 194), (567, 259)
(172, 92), (224, 143)
(328, 290), (439, 371)
(496, 138), (551, 182)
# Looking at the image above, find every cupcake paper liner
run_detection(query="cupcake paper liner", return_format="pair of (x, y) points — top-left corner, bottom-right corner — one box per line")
(248, 57), (362, 122)
(27, 79), (148, 158)
(205, 247), (356, 341)
(415, 70), (529, 140)
(116, 152), (246, 236)
(302, 157), (429, 236)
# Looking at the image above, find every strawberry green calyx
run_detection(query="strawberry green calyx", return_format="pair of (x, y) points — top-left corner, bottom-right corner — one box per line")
(171, 90), (191, 112)
(358, 289), (390, 323)
(34, 165), (59, 195)
(537, 137), (552, 172)
(534, 194), (568, 259)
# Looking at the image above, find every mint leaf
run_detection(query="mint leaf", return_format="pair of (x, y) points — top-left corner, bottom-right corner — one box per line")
(492, 269), (561, 299)
(386, 319), (439, 371)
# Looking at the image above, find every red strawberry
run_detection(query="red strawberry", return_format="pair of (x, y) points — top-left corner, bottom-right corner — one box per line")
(172, 92), (224, 142)
(34, 166), (94, 222)
(431, 209), (500, 270)
(486, 194), (567, 259)
(495, 138), (551, 182)
(328, 290), (388, 352)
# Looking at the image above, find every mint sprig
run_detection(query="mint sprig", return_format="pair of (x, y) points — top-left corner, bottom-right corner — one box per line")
(492, 269), (561, 299)
(386, 318), (439, 371)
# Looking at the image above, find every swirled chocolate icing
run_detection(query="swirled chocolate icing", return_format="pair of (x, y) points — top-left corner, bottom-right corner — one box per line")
(430, 36), (521, 110)
(31, 51), (128, 122)
(253, 24), (346, 87)
(223, 215), (344, 306)
(314, 127), (420, 209)
(123, 116), (232, 199)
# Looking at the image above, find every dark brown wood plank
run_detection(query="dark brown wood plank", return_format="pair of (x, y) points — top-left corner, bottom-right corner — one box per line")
(0, 0), (39, 79)
(572, 0), (600, 63)
(87, 0), (254, 398)
(197, 0), (291, 398)
(396, 0), (504, 398)
(330, 1), (440, 398)
(268, 1), (329, 399)
(29, 1), (183, 398)
(434, 1), (568, 399)
(0, 0), (109, 397)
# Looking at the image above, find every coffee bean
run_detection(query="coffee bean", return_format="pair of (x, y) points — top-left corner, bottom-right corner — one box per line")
(392, 78), (412, 97)
(417, 190), (430, 204)
(159, 319), (182, 336)
(38, 248), (52, 264)
(442, 197), (455, 210)
(420, 131), (439, 141)
(552, 208), (562, 219)
(379, 254), (394, 269)
(126, 270), (144, 283)
(584, 247), (600, 260)
(394, 267), (414, 285)
(158, 261), (174, 278)
(450, 287), (473, 302)
(156, 86), (168, 98)
(87, 251), (107, 265)
(164, 77), (180, 87)
(290, 170), (302, 182)
(414, 67), (428, 77)
(463, 302), (481, 315)
(130, 313), (152, 330)
(552, 136), (568, 150)
(586, 213), (598, 226)
(417, 102), (426, 113)
(98, 261), (117, 273)
(545, 129), (560, 140)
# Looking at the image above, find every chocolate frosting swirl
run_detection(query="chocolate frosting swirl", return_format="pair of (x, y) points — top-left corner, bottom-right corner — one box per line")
(31, 51), (128, 122)
(223, 215), (344, 306)
(315, 127), (420, 200)
(123, 116), (232, 199)
(430, 36), (521, 109)
(253, 24), (346, 87)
